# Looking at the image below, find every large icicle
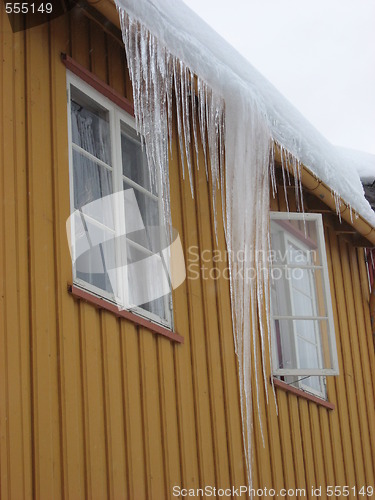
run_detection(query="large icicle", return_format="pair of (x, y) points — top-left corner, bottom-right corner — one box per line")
(113, 1), (375, 490)
(117, 7), (275, 489)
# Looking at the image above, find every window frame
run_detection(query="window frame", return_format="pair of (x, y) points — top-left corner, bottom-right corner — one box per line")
(270, 212), (339, 381)
(272, 227), (327, 397)
(66, 71), (173, 329)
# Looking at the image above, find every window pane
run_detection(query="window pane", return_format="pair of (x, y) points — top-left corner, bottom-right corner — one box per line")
(80, 189), (116, 231)
(297, 336), (320, 368)
(273, 318), (332, 371)
(140, 294), (170, 321)
(71, 87), (111, 165)
(73, 150), (113, 211)
(121, 121), (157, 195)
(126, 243), (169, 320)
(287, 242), (309, 265)
(301, 376), (324, 394)
(123, 182), (161, 253)
(271, 268), (327, 318)
(270, 219), (323, 266)
(74, 219), (116, 295)
(295, 314), (316, 342)
(290, 267), (313, 296)
(292, 289), (314, 318)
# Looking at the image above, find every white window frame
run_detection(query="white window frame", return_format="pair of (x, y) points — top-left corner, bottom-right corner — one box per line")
(274, 229), (327, 397)
(66, 71), (173, 329)
(270, 212), (339, 382)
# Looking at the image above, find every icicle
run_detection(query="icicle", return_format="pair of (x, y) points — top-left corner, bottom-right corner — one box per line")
(198, 79), (209, 180)
(180, 64), (194, 196)
(117, 8), (275, 493)
(173, 60), (186, 181)
(116, 4), (375, 495)
(349, 204), (354, 223)
(190, 71), (200, 172)
(269, 143), (277, 199)
(279, 146), (290, 212)
(332, 190), (342, 223)
(166, 53), (174, 157)
(297, 160), (305, 215)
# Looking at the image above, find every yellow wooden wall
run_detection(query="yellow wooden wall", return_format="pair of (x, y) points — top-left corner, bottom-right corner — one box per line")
(0, 3), (374, 499)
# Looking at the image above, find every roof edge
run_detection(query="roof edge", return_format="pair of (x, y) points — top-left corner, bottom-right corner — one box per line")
(273, 144), (375, 246)
(80, 0), (375, 246)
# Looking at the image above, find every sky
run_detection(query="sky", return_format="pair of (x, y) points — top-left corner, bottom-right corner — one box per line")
(183, 0), (375, 155)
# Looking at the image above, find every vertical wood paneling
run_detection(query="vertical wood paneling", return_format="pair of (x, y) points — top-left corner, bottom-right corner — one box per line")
(205, 147), (248, 490)
(156, 337), (182, 495)
(176, 131), (216, 487)
(357, 249), (375, 392)
(350, 248), (375, 470)
(50, 11), (87, 500)
(101, 313), (128, 499)
(70, 8), (90, 68)
(298, 400), (316, 495)
(318, 407), (336, 489)
(288, 396), (306, 495)
(139, 331), (167, 499)
(0, 7), (10, 497)
(89, 20), (108, 82)
(120, 322), (147, 499)
(169, 130), (200, 493)
(333, 235), (366, 487)
(12, 14), (34, 498)
(251, 314), (273, 493)
(278, 391), (297, 497)
(340, 240), (374, 484)
(0, 4), (374, 499)
(327, 230), (358, 487)
(323, 228), (346, 487)
(79, 305), (108, 499)
(107, 36), (126, 97)
(193, 141), (231, 488)
(309, 404), (326, 493)
(26, 18), (63, 499)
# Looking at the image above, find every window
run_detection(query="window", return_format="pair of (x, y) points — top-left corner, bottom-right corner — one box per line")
(270, 212), (338, 397)
(66, 73), (172, 328)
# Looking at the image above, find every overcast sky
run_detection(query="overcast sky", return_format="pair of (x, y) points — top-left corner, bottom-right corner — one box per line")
(183, 0), (375, 155)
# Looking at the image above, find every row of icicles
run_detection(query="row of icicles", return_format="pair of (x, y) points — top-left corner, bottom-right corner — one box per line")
(117, 7), (347, 491)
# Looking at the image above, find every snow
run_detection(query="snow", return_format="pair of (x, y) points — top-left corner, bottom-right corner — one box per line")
(113, 0), (375, 488)
(337, 147), (375, 184)
(115, 0), (375, 226)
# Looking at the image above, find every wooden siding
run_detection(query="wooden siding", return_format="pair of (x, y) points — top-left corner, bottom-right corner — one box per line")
(0, 4), (374, 499)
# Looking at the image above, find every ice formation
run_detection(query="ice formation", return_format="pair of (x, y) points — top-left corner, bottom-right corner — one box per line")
(114, 0), (375, 487)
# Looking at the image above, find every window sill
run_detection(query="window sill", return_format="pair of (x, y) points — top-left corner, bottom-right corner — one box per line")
(68, 284), (184, 344)
(272, 377), (335, 410)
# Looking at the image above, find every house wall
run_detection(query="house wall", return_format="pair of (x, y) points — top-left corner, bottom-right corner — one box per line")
(0, 4), (374, 499)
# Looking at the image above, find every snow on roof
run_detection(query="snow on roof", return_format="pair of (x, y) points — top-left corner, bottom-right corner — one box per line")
(336, 147), (375, 184)
(115, 0), (375, 226)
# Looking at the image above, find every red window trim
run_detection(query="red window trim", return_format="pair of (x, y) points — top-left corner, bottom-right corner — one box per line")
(61, 53), (134, 116)
(68, 284), (184, 344)
(272, 377), (335, 410)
